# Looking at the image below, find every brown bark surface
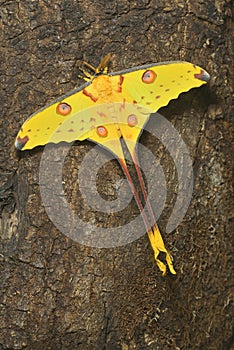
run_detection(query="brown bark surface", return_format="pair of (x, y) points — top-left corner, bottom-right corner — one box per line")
(0, 1), (233, 349)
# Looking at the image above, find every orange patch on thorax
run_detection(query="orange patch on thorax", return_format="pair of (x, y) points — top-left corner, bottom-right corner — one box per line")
(84, 75), (124, 103)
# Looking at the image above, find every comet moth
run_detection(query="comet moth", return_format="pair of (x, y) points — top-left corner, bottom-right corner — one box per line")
(15, 54), (210, 275)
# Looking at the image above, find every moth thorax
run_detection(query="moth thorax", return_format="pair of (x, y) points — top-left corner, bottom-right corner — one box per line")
(93, 75), (113, 97)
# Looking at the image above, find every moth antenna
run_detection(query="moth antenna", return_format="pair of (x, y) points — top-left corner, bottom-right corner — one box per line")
(82, 61), (96, 72)
(96, 53), (111, 74)
(78, 54), (111, 80)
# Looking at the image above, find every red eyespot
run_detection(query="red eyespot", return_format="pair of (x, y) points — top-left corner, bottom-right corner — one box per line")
(56, 102), (72, 116)
(142, 70), (157, 84)
(127, 114), (137, 127)
(97, 126), (108, 137)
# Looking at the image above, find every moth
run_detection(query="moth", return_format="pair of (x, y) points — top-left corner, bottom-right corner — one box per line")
(15, 54), (210, 275)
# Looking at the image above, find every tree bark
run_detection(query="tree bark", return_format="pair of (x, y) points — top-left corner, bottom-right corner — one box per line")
(0, 1), (233, 349)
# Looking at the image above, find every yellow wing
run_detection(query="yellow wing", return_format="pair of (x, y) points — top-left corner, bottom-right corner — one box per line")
(14, 72), (125, 153)
(15, 81), (96, 150)
(111, 61), (210, 113)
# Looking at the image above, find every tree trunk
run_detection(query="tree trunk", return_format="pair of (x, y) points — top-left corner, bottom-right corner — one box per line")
(0, 1), (232, 349)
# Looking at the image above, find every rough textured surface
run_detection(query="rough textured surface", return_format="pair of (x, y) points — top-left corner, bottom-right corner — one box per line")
(0, 0), (233, 349)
